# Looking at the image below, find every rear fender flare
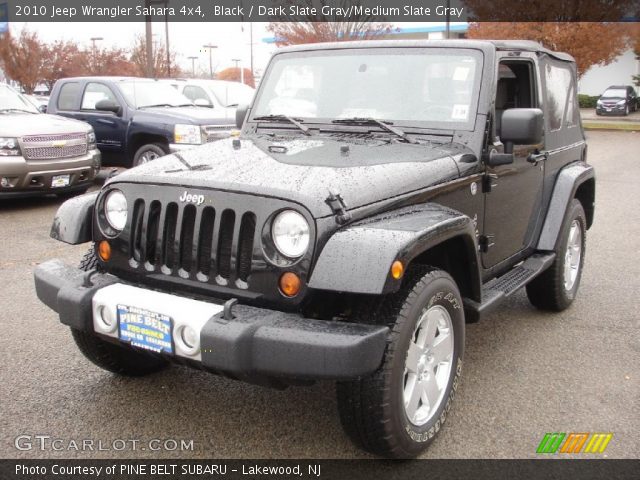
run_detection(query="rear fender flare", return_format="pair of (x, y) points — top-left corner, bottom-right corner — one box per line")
(537, 162), (595, 251)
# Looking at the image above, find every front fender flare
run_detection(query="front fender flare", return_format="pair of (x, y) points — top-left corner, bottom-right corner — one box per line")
(50, 191), (98, 244)
(308, 203), (480, 297)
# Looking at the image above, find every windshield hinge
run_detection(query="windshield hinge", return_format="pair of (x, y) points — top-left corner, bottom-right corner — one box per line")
(482, 173), (498, 193)
(479, 234), (495, 253)
(325, 190), (351, 225)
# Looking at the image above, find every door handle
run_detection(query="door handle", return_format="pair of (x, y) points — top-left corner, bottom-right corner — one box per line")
(96, 118), (116, 125)
(527, 151), (548, 165)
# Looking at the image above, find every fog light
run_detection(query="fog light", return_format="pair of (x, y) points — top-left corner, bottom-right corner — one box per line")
(175, 325), (200, 356)
(391, 260), (404, 280)
(98, 241), (111, 261)
(97, 305), (116, 333)
(181, 326), (198, 349)
(1, 177), (10, 188)
(279, 272), (301, 297)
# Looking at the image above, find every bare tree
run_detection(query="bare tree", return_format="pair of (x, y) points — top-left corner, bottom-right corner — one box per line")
(0, 29), (45, 94)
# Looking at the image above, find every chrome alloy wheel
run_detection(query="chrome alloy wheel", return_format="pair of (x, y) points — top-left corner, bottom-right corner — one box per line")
(138, 150), (160, 164)
(403, 305), (454, 426)
(563, 220), (582, 291)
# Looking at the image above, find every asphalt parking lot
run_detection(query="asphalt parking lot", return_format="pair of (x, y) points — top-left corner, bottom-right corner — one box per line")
(0, 130), (638, 459)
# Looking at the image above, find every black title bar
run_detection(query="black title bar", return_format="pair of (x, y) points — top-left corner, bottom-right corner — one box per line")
(2, 459), (640, 480)
(4, 0), (639, 22)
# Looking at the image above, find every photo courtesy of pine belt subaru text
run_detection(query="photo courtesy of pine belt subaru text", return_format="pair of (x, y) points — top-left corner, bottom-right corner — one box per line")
(34, 40), (595, 459)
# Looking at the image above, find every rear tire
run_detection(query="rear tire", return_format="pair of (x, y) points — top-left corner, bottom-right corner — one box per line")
(132, 143), (167, 167)
(526, 199), (586, 311)
(337, 268), (465, 458)
(72, 247), (168, 376)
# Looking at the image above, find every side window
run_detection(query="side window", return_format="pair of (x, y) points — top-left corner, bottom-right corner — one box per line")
(495, 61), (536, 136)
(81, 83), (118, 110)
(183, 86), (210, 104)
(543, 63), (573, 131)
(57, 82), (80, 110)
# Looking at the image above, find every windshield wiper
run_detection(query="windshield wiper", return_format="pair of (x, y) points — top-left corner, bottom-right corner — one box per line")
(0, 108), (36, 114)
(138, 103), (176, 109)
(253, 114), (311, 136)
(332, 117), (417, 144)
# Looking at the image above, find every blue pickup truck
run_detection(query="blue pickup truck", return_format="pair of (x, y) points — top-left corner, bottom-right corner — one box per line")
(47, 77), (235, 167)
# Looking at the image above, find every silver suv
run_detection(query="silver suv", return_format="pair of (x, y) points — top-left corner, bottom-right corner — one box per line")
(0, 83), (100, 199)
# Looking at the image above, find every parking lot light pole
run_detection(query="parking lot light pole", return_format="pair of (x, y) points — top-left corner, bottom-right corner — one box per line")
(203, 44), (217, 79)
(231, 58), (244, 84)
(188, 56), (198, 77)
(90, 37), (103, 71)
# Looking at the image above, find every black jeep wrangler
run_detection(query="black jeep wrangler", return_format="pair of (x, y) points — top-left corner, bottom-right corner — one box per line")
(34, 40), (595, 458)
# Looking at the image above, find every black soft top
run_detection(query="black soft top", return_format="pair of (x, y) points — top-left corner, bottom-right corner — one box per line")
(276, 39), (575, 63)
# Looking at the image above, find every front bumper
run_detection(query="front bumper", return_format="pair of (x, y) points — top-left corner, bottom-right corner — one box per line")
(34, 259), (388, 381)
(596, 105), (626, 115)
(0, 149), (101, 198)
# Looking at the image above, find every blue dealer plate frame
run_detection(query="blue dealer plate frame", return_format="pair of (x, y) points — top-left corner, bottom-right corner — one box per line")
(117, 304), (173, 354)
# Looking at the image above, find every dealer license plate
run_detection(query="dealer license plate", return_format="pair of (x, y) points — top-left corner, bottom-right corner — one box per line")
(51, 174), (70, 188)
(118, 305), (173, 354)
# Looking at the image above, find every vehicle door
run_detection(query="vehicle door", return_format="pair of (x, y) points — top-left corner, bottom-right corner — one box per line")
(481, 55), (545, 268)
(78, 82), (128, 154)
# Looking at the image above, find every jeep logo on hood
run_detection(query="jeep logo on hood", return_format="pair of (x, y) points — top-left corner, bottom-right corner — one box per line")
(179, 191), (205, 206)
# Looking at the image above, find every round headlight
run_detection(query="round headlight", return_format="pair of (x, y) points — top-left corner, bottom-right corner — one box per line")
(104, 190), (128, 231)
(272, 210), (310, 258)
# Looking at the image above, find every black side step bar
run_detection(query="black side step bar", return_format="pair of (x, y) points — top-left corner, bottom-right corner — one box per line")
(463, 253), (556, 323)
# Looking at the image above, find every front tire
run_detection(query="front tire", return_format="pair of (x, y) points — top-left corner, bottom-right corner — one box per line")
(71, 248), (168, 376)
(337, 268), (465, 458)
(132, 143), (167, 167)
(526, 199), (587, 311)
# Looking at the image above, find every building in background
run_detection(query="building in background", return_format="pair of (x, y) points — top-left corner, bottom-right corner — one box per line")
(579, 49), (639, 96)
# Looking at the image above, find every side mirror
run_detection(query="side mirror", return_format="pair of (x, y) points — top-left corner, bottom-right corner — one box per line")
(499, 108), (543, 154)
(194, 98), (213, 108)
(95, 99), (122, 115)
(235, 104), (249, 129)
(38, 104), (47, 114)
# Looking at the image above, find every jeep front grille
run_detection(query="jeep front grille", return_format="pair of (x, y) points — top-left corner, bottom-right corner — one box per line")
(21, 132), (88, 160)
(129, 199), (257, 288)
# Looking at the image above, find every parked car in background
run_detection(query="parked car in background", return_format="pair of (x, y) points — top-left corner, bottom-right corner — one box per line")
(0, 83), (100, 199)
(166, 79), (255, 124)
(596, 85), (638, 116)
(25, 94), (49, 113)
(47, 77), (236, 167)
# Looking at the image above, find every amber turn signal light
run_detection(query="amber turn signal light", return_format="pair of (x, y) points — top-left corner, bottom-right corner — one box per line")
(279, 272), (301, 297)
(98, 240), (111, 262)
(391, 260), (404, 280)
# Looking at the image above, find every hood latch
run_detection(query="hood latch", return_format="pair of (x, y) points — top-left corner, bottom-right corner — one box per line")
(325, 190), (351, 225)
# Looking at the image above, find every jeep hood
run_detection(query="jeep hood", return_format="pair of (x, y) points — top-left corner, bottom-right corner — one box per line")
(111, 136), (466, 218)
(0, 113), (92, 136)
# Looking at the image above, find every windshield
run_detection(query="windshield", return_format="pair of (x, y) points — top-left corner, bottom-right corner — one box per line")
(601, 88), (627, 99)
(209, 81), (255, 107)
(252, 48), (482, 128)
(118, 81), (193, 108)
(0, 84), (39, 113)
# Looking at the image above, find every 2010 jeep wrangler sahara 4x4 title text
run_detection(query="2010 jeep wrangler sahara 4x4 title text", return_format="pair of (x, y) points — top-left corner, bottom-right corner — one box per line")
(34, 40), (595, 458)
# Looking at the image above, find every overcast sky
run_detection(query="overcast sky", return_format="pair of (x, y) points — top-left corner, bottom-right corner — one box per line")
(11, 22), (459, 76)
